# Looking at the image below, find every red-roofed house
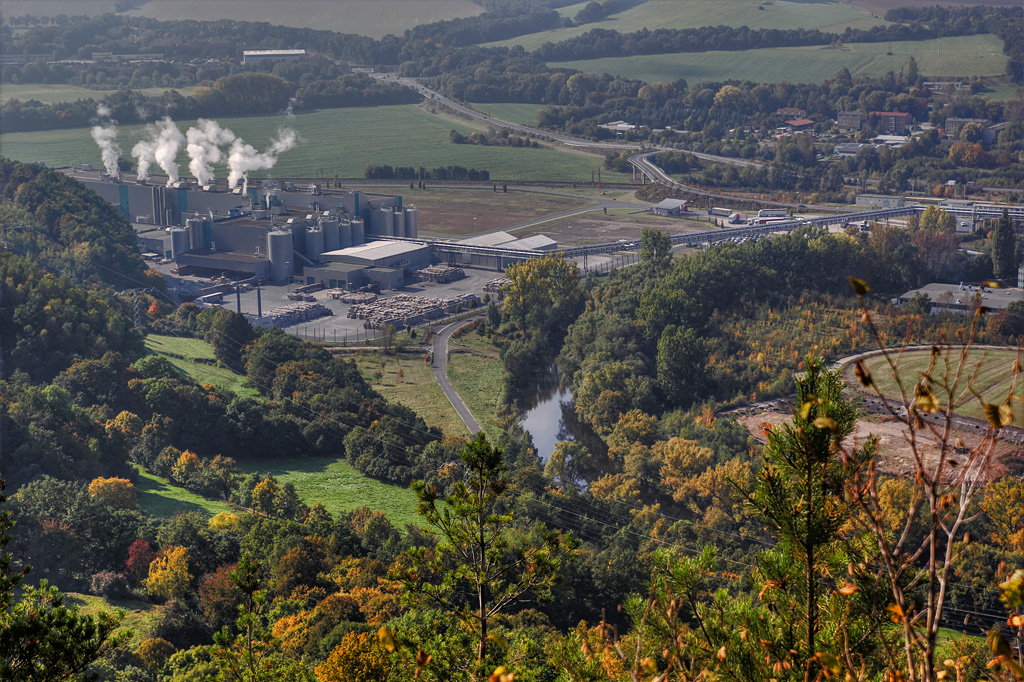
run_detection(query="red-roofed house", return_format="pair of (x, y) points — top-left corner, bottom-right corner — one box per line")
(786, 118), (815, 131)
(870, 111), (912, 134)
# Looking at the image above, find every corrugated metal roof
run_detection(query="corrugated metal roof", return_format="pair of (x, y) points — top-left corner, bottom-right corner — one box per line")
(458, 232), (517, 247)
(515, 235), (558, 251)
(323, 241), (427, 259)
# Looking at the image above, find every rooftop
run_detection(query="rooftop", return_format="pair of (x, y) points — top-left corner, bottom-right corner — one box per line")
(323, 240), (427, 260)
(899, 283), (1024, 312)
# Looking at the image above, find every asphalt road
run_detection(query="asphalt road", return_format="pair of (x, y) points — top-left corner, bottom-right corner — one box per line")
(376, 74), (762, 169)
(431, 315), (484, 435)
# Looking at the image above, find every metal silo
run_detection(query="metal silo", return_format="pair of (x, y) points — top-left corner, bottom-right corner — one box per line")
(338, 219), (353, 248)
(187, 217), (208, 250)
(321, 218), (340, 251)
(405, 206), (418, 238)
(306, 228), (325, 262)
(267, 229), (293, 282)
(350, 217), (365, 245)
(286, 217), (307, 254)
(370, 208), (385, 236)
(380, 207), (394, 236)
(393, 209), (406, 238)
(170, 227), (190, 259)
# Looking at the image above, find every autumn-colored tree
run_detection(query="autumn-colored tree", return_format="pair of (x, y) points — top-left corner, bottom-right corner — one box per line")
(145, 546), (192, 602)
(171, 451), (202, 488)
(250, 476), (282, 516)
(981, 477), (1024, 553)
(137, 637), (176, 673)
(200, 564), (243, 632)
(272, 540), (329, 598)
(315, 631), (392, 682)
(125, 539), (157, 585)
(87, 477), (138, 510)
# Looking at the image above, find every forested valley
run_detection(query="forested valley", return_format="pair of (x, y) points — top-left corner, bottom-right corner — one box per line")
(2, 151), (1024, 682)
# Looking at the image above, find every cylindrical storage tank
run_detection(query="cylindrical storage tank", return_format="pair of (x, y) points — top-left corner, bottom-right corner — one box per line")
(267, 229), (293, 282)
(286, 219), (307, 254)
(322, 219), (340, 252)
(338, 219), (353, 248)
(187, 218), (208, 250)
(350, 217), (365, 245)
(370, 209), (385, 236)
(306, 228), (325, 262)
(170, 228), (190, 259)
(380, 207), (394, 236)
(393, 210), (406, 238)
(405, 206), (417, 238)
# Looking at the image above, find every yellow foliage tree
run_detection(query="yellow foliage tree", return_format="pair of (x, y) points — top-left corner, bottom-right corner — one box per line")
(315, 631), (392, 682)
(981, 477), (1024, 552)
(136, 637), (176, 673)
(208, 512), (241, 531)
(87, 477), (138, 510)
(145, 546), (192, 601)
(171, 451), (202, 486)
(657, 437), (714, 500)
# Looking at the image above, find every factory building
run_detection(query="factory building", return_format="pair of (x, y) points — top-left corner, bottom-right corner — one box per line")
(242, 49), (307, 65)
(60, 168), (419, 283)
(452, 231), (557, 269)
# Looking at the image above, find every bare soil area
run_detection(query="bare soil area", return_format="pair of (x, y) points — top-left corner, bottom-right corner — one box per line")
(735, 403), (1020, 481)
(411, 189), (591, 237)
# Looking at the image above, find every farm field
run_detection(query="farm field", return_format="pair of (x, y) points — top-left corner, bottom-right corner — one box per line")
(144, 334), (258, 399)
(486, 0), (889, 50)
(0, 105), (618, 183)
(135, 466), (235, 517)
(0, 83), (195, 104)
(549, 34), (1006, 84)
(0, 0), (482, 37)
(234, 457), (420, 529)
(349, 347), (469, 436)
(447, 332), (506, 442)
(470, 102), (547, 127)
(857, 347), (1024, 426)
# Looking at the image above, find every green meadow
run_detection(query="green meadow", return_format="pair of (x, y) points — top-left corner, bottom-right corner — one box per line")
(0, 105), (616, 183)
(487, 0), (889, 51)
(470, 102), (548, 127)
(550, 34), (1006, 85)
(135, 466), (235, 517)
(0, 83), (194, 104)
(144, 334), (258, 400)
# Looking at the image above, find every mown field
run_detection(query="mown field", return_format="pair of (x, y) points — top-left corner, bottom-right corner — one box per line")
(0, 105), (618, 183)
(487, 0), (889, 50)
(858, 347), (1024, 426)
(447, 331), (505, 441)
(144, 334), (258, 399)
(0, 0), (482, 37)
(348, 347), (469, 436)
(550, 34), (1006, 84)
(65, 592), (160, 647)
(235, 457), (420, 529)
(470, 102), (548, 127)
(0, 83), (194, 104)
(135, 466), (235, 517)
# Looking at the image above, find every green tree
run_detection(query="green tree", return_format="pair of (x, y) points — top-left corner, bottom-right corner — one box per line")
(747, 357), (874, 682)
(993, 208), (1017, 280)
(0, 482), (128, 681)
(206, 309), (256, 374)
(640, 227), (672, 267)
(655, 324), (710, 408)
(402, 434), (570, 672)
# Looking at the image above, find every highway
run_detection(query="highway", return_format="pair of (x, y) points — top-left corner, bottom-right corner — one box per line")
(377, 74), (762, 169)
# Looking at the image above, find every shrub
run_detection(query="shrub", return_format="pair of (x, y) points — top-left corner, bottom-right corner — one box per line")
(91, 570), (133, 600)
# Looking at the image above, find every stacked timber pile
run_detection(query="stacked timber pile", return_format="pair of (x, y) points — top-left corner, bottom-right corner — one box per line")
(293, 282), (325, 294)
(267, 302), (333, 326)
(331, 291), (378, 304)
(348, 293), (479, 328)
(418, 264), (466, 283)
(286, 292), (317, 302)
(484, 277), (511, 293)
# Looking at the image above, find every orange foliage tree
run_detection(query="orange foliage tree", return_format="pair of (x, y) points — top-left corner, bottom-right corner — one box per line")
(87, 477), (137, 510)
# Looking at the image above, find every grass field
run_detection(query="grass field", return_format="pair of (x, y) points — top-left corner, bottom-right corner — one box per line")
(0, 83), (195, 105)
(349, 348), (469, 436)
(65, 592), (160, 647)
(447, 332), (505, 441)
(135, 466), (235, 517)
(0, 0), (482, 37)
(235, 457), (421, 529)
(550, 34), (1006, 84)
(858, 347), (1024, 426)
(410, 187), (592, 236)
(487, 0), (889, 51)
(144, 334), (258, 399)
(470, 103), (548, 127)
(0, 105), (617, 183)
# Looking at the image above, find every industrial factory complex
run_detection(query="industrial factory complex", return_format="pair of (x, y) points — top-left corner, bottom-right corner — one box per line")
(60, 168), (567, 292)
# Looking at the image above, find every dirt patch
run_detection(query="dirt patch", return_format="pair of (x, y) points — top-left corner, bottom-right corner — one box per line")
(735, 405), (1019, 481)
(411, 188), (591, 236)
(515, 213), (719, 248)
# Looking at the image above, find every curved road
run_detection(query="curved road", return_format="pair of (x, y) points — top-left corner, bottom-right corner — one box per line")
(376, 74), (761, 169)
(432, 316), (484, 435)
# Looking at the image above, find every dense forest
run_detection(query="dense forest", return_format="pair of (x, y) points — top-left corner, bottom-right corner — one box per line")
(3, 155), (1024, 681)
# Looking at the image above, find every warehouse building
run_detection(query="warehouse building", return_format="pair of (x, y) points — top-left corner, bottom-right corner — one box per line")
(242, 49), (306, 65)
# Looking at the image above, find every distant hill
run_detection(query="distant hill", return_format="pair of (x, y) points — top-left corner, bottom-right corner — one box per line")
(0, 0), (484, 38)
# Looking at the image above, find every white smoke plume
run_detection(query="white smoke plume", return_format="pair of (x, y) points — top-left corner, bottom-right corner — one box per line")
(131, 117), (185, 185)
(226, 127), (299, 189)
(90, 104), (122, 177)
(185, 119), (236, 187)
